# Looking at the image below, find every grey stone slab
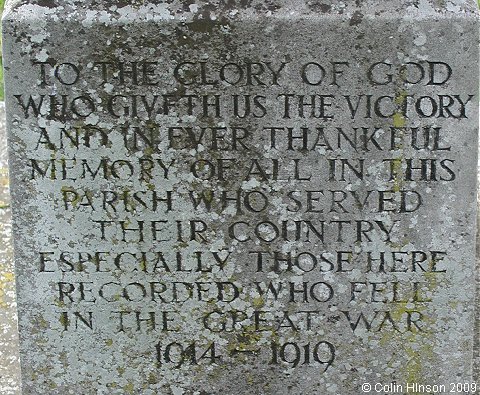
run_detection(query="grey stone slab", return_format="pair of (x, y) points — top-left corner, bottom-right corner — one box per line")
(2, 1), (479, 394)
(475, 111), (480, 388)
(0, 101), (21, 395)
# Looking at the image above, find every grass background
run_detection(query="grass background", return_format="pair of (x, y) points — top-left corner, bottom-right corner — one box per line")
(0, 0), (477, 101)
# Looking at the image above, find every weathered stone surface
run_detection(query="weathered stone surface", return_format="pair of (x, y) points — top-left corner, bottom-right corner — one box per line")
(0, 101), (21, 395)
(2, 1), (479, 394)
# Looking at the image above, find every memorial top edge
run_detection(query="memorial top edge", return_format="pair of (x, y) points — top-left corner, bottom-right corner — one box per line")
(3, 0), (479, 22)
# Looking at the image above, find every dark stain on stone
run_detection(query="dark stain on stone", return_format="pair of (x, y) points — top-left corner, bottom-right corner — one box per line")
(35, 0), (57, 8)
(253, 0), (281, 12)
(181, 0), (196, 12)
(349, 10), (364, 26)
(239, 0), (254, 7)
(265, 0), (281, 12)
(319, 3), (332, 12)
(223, 0), (237, 8)
(187, 20), (220, 34)
(306, 1), (332, 13)
(116, 0), (142, 7)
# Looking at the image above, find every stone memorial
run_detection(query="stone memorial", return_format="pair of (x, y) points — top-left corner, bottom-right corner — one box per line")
(2, 0), (479, 394)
